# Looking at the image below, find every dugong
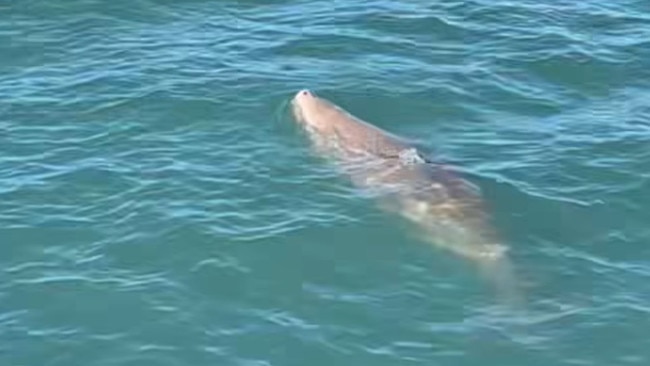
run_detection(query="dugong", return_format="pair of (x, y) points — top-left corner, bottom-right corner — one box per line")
(291, 89), (521, 305)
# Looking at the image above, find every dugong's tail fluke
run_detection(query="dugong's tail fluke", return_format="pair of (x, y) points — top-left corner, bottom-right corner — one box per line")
(476, 251), (525, 311)
(414, 230), (524, 309)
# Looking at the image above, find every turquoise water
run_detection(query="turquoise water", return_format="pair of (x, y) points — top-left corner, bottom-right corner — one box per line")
(2, 0), (650, 364)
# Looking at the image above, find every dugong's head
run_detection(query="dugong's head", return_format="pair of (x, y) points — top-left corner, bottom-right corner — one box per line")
(291, 89), (340, 133)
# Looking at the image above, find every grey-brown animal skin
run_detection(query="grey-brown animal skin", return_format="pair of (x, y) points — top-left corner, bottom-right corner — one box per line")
(291, 89), (521, 305)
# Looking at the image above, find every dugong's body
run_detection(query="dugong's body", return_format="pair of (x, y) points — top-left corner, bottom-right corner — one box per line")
(291, 89), (520, 303)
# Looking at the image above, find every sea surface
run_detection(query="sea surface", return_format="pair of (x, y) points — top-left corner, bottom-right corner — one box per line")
(2, 0), (650, 365)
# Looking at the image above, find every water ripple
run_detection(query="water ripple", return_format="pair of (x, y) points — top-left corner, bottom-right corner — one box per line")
(2, 0), (650, 365)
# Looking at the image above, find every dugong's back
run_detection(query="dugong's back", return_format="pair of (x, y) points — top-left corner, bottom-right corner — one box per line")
(292, 90), (500, 251)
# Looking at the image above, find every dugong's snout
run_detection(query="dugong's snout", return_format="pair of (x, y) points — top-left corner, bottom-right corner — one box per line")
(294, 89), (314, 99)
(290, 89), (316, 124)
(291, 89), (314, 106)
